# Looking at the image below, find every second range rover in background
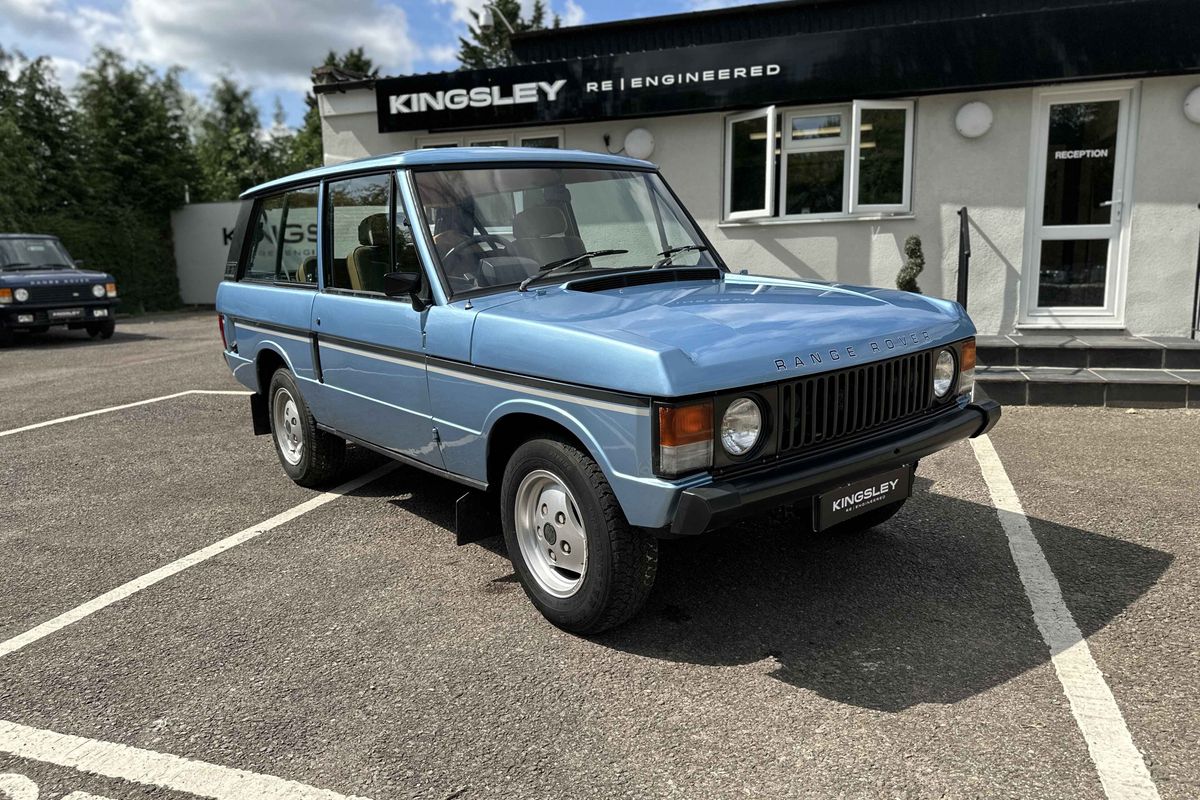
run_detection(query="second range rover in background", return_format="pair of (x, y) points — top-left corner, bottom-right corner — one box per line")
(0, 234), (118, 346)
(217, 147), (1000, 633)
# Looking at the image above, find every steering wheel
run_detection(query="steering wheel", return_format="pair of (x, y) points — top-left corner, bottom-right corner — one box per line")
(442, 233), (511, 262)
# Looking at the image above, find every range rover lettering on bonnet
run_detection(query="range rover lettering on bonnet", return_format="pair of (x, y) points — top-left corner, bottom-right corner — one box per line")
(773, 330), (933, 372)
(216, 147), (1000, 634)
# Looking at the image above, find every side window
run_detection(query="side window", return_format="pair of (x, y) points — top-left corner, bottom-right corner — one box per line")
(327, 173), (415, 294)
(243, 186), (319, 284)
(722, 99), (915, 220)
(245, 194), (285, 280)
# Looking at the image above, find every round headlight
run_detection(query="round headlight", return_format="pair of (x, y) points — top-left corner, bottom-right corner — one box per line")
(933, 349), (956, 397)
(92, 284), (106, 298)
(720, 397), (762, 456)
(13, 288), (29, 302)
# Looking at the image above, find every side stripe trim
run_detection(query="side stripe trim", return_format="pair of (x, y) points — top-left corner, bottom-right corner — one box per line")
(234, 320), (309, 343)
(426, 363), (650, 417)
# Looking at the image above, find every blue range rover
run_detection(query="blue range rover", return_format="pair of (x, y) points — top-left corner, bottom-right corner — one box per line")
(217, 148), (1000, 633)
(0, 234), (118, 345)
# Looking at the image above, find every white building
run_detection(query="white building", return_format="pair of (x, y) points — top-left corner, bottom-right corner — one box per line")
(313, 0), (1200, 352)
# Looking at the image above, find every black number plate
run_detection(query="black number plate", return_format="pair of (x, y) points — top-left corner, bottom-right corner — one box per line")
(814, 465), (913, 531)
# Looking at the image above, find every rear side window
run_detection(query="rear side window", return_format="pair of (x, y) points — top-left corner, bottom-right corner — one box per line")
(326, 172), (417, 294)
(243, 186), (319, 284)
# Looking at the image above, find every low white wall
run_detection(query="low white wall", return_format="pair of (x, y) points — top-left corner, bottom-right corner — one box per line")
(171, 201), (240, 305)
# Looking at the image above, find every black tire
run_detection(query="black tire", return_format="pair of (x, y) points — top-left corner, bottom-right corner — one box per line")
(824, 499), (906, 536)
(267, 368), (345, 488)
(85, 321), (114, 339)
(0, 328), (13, 347)
(501, 436), (657, 635)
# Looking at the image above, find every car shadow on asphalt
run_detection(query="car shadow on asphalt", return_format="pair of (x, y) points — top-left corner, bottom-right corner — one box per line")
(4, 329), (164, 350)
(594, 476), (1172, 713)
(361, 464), (1171, 713)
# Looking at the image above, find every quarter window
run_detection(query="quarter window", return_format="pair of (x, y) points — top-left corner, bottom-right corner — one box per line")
(243, 186), (319, 283)
(724, 100), (915, 221)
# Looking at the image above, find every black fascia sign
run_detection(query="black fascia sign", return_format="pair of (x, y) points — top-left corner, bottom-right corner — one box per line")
(374, 37), (799, 133)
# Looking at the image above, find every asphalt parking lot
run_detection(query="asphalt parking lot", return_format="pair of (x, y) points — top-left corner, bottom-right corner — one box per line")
(1, 312), (1196, 800)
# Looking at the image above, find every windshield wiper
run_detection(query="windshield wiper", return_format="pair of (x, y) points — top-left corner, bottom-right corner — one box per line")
(518, 249), (629, 292)
(653, 244), (708, 268)
(0, 261), (32, 270)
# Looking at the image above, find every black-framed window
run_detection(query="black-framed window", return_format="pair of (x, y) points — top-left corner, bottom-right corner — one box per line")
(243, 186), (319, 284)
(325, 172), (417, 294)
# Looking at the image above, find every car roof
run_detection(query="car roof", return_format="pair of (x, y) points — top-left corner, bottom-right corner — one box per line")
(0, 233), (61, 240)
(242, 147), (656, 198)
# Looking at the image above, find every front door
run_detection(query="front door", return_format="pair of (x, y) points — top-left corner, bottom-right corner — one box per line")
(1021, 84), (1136, 327)
(309, 170), (443, 469)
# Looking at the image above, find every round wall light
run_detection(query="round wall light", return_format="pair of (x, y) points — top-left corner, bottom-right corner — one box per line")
(955, 101), (993, 139)
(624, 128), (655, 160)
(1184, 87), (1200, 124)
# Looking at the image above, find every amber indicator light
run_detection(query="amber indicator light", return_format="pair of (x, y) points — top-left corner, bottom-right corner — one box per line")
(961, 339), (977, 371)
(658, 402), (713, 446)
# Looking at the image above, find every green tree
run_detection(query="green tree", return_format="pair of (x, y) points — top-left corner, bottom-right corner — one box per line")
(195, 74), (268, 200)
(0, 48), (41, 228)
(290, 48), (378, 172)
(457, 0), (559, 70)
(70, 48), (199, 309)
(76, 48), (199, 218)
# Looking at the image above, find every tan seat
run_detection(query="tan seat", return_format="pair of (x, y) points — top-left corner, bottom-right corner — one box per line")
(347, 213), (390, 292)
(510, 206), (584, 267)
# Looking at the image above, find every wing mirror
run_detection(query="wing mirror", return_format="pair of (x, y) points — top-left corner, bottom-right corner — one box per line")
(383, 271), (427, 311)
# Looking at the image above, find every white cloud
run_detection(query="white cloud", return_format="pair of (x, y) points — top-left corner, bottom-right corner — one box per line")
(435, 0), (585, 29)
(562, 0), (585, 26)
(0, 0), (423, 95)
(118, 0), (419, 93)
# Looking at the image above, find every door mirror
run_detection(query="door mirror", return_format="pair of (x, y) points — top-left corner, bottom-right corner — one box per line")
(383, 270), (427, 309)
(74, 259), (85, 267)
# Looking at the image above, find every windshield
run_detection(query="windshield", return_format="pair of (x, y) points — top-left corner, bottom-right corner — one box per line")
(0, 238), (75, 270)
(412, 167), (719, 296)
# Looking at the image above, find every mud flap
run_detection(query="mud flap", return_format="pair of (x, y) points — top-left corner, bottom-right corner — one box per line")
(456, 490), (501, 546)
(250, 392), (270, 436)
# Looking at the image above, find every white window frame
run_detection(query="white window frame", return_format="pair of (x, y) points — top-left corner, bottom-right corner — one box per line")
(467, 133), (512, 147)
(778, 106), (851, 220)
(723, 105), (777, 221)
(517, 129), (563, 148)
(723, 100), (916, 223)
(848, 99), (915, 214)
(416, 135), (461, 148)
(783, 107), (848, 149)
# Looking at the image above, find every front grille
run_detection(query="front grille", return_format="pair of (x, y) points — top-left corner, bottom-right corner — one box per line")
(778, 350), (935, 455)
(29, 284), (93, 304)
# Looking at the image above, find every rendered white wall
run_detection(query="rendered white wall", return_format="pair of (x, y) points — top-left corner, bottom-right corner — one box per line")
(317, 77), (1200, 337)
(171, 201), (240, 305)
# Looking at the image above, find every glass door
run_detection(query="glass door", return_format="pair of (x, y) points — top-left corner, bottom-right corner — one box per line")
(1022, 85), (1135, 326)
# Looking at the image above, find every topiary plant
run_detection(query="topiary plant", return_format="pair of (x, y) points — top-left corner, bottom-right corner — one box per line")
(897, 234), (925, 294)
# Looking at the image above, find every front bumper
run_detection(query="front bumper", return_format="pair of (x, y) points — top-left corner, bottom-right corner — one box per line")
(0, 301), (118, 328)
(670, 399), (1001, 535)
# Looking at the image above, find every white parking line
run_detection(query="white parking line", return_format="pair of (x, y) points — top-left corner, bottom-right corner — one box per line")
(0, 719), (374, 800)
(0, 389), (253, 438)
(0, 462), (397, 659)
(970, 435), (1160, 800)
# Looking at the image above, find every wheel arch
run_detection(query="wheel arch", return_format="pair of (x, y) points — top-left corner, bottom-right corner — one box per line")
(484, 407), (610, 492)
(253, 344), (293, 394)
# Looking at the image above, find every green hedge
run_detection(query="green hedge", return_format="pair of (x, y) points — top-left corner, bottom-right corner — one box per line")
(28, 209), (182, 313)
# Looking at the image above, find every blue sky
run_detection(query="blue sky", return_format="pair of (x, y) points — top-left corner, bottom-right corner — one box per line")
(0, 0), (753, 128)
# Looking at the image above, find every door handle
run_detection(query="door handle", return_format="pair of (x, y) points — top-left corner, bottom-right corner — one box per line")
(1099, 200), (1117, 207)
